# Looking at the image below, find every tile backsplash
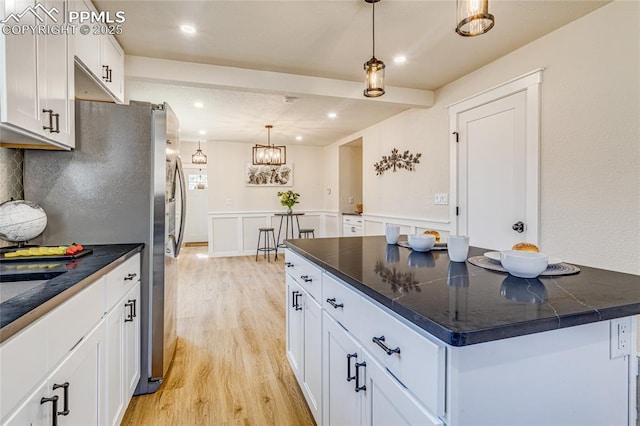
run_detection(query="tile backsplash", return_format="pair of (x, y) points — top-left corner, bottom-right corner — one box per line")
(0, 147), (24, 247)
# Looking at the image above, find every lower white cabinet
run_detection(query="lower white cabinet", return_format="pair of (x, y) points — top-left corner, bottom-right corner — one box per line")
(322, 313), (362, 426)
(0, 252), (142, 426)
(4, 322), (103, 425)
(105, 281), (140, 426)
(285, 274), (322, 424)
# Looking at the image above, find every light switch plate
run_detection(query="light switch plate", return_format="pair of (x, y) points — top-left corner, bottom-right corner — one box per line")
(434, 193), (449, 205)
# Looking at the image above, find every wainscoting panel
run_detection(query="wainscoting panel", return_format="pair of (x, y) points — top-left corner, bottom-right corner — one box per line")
(211, 217), (240, 255)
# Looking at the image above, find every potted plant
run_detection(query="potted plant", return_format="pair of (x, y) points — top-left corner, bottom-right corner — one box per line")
(277, 190), (300, 214)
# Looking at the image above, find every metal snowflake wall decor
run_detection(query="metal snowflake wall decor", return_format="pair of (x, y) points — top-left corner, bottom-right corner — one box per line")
(373, 148), (422, 175)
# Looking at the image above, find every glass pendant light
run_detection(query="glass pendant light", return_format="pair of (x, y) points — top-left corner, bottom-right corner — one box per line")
(192, 140), (207, 165)
(363, 0), (385, 98)
(456, 0), (495, 37)
(252, 125), (287, 166)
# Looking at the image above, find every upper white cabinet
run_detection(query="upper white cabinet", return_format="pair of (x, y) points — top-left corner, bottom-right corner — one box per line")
(73, 0), (124, 103)
(0, 0), (75, 149)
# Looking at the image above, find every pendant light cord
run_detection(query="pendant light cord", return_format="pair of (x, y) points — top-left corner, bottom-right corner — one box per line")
(372, 1), (376, 58)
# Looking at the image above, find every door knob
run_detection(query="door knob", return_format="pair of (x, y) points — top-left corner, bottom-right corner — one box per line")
(512, 221), (525, 233)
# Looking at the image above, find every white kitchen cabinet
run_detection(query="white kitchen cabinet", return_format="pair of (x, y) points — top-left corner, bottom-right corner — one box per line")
(3, 322), (103, 426)
(361, 351), (443, 426)
(342, 216), (363, 237)
(322, 313), (362, 426)
(72, 0), (124, 104)
(285, 258), (322, 425)
(0, 252), (142, 425)
(0, 0), (75, 149)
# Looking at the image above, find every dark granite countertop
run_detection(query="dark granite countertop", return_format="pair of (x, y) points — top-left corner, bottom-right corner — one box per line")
(0, 244), (143, 342)
(342, 212), (362, 216)
(286, 236), (640, 346)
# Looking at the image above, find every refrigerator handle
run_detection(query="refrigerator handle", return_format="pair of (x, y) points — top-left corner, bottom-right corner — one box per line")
(174, 156), (187, 256)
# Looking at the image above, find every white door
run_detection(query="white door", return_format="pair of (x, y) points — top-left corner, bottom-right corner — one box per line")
(450, 71), (542, 251)
(183, 166), (208, 243)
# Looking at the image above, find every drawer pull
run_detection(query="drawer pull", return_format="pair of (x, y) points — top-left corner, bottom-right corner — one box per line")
(326, 298), (344, 309)
(372, 335), (401, 355)
(40, 395), (59, 426)
(354, 361), (367, 392)
(52, 382), (70, 416)
(124, 273), (137, 281)
(300, 275), (312, 283)
(285, 262), (294, 268)
(346, 353), (357, 382)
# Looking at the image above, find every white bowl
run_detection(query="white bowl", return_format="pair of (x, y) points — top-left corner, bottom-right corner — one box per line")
(500, 250), (549, 278)
(407, 234), (436, 252)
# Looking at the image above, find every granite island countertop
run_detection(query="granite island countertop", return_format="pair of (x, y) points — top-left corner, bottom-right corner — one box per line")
(0, 244), (143, 342)
(286, 236), (640, 346)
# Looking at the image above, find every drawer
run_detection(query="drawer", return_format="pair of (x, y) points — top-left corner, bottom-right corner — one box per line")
(343, 216), (363, 226)
(284, 249), (322, 302)
(47, 276), (106, 369)
(106, 253), (141, 311)
(322, 273), (361, 335)
(359, 297), (445, 416)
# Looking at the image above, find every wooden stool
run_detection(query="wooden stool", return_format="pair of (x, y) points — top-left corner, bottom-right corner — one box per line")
(256, 227), (278, 261)
(298, 228), (315, 239)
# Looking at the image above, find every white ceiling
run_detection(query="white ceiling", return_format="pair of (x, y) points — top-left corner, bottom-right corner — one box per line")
(95, 0), (610, 146)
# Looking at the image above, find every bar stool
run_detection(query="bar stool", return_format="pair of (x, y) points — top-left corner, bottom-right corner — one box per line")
(256, 227), (278, 261)
(298, 228), (315, 239)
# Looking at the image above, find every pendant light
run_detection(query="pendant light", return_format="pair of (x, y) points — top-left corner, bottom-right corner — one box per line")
(192, 140), (207, 165)
(252, 125), (286, 166)
(455, 0), (495, 37)
(363, 0), (385, 98)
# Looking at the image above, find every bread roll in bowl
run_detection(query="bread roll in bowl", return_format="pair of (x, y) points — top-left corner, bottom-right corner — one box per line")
(512, 242), (539, 253)
(423, 230), (440, 243)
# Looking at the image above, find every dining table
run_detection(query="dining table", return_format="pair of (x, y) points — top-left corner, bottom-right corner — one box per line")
(274, 212), (305, 248)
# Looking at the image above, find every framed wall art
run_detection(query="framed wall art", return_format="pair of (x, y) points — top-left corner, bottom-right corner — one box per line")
(246, 163), (293, 186)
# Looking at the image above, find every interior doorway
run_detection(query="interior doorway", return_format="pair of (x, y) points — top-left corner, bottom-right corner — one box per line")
(449, 70), (542, 250)
(183, 165), (209, 245)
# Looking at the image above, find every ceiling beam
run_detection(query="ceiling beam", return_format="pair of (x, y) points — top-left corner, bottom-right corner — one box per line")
(125, 56), (434, 109)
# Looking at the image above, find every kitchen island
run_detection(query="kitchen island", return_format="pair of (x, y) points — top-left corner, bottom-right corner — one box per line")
(285, 236), (640, 425)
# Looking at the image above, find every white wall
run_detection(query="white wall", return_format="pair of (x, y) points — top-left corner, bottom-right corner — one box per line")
(208, 141), (324, 212)
(324, 0), (639, 274)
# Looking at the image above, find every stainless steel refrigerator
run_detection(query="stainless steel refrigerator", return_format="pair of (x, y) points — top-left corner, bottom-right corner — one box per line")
(23, 100), (186, 394)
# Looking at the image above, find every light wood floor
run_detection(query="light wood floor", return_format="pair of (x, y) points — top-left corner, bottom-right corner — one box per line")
(121, 248), (315, 425)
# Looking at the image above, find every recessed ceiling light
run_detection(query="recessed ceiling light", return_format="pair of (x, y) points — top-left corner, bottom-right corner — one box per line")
(296, 136), (303, 141)
(328, 112), (337, 119)
(394, 56), (407, 64)
(194, 101), (204, 108)
(198, 130), (206, 135)
(180, 25), (197, 34)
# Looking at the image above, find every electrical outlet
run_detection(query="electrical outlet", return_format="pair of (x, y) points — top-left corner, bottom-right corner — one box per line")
(225, 198), (233, 206)
(434, 193), (449, 205)
(349, 196), (354, 204)
(610, 317), (632, 359)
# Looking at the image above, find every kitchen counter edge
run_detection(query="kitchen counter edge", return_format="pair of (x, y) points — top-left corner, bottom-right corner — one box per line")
(0, 244), (143, 343)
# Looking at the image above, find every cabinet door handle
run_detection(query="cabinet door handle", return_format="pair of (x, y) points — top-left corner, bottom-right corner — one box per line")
(372, 335), (401, 355)
(354, 361), (367, 392)
(285, 262), (294, 268)
(128, 298), (137, 318)
(124, 301), (135, 322)
(107, 67), (113, 83)
(294, 292), (303, 311)
(51, 113), (60, 133)
(346, 352), (357, 382)
(42, 109), (54, 132)
(300, 275), (312, 283)
(102, 65), (110, 81)
(40, 395), (59, 426)
(52, 382), (70, 416)
(124, 273), (137, 281)
(326, 298), (344, 309)
(291, 290), (299, 308)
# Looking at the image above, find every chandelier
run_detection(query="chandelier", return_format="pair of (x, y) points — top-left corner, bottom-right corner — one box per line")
(192, 140), (207, 165)
(252, 125), (286, 166)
